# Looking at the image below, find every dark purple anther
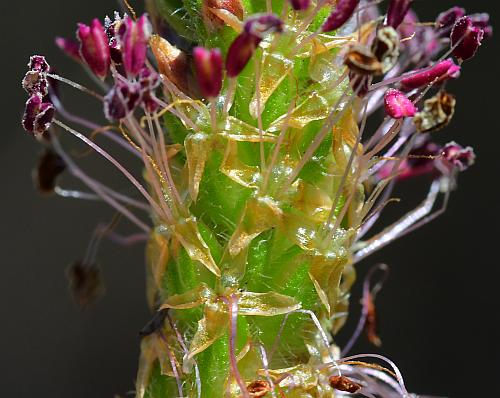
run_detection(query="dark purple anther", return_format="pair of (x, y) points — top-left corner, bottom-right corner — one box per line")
(470, 13), (493, 38)
(104, 80), (142, 121)
(400, 59), (460, 91)
(22, 71), (48, 97)
(55, 37), (82, 62)
(385, 0), (413, 29)
(118, 14), (152, 78)
(28, 55), (50, 73)
(138, 67), (161, 112)
(289, 0), (310, 11)
(77, 19), (111, 79)
(22, 94), (55, 136)
(226, 32), (259, 78)
(384, 89), (417, 119)
(244, 14), (283, 39)
(321, 0), (359, 33)
(193, 47), (223, 99)
(438, 142), (475, 173)
(435, 7), (465, 34)
(451, 16), (484, 62)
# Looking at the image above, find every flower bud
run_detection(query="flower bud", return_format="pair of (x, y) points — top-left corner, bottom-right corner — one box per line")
(77, 19), (111, 79)
(400, 59), (460, 91)
(385, 0), (414, 29)
(451, 16), (484, 61)
(289, 0), (310, 11)
(55, 37), (82, 62)
(104, 80), (142, 121)
(384, 89), (417, 119)
(22, 94), (55, 136)
(321, 0), (359, 33)
(193, 47), (223, 99)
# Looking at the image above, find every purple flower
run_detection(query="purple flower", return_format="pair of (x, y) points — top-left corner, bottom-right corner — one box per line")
(435, 7), (466, 34)
(289, 0), (310, 11)
(55, 37), (83, 62)
(321, 0), (359, 33)
(384, 89), (417, 119)
(117, 15), (152, 77)
(22, 94), (55, 136)
(451, 16), (484, 61)
(193, 47), (223, 99)
(77, 18), (111, 79)
(438, 142), (475, 173)
(104, 80), (142, 121)
(385, 0), (414, 29)
(400, 59), (460, 91)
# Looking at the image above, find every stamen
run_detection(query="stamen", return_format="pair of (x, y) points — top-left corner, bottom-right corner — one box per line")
(46, 73), (104, 100)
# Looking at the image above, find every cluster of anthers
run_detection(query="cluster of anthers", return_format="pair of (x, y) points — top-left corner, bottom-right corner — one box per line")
(21, 0), (490, 397)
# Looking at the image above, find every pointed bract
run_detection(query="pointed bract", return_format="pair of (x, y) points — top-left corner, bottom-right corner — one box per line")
(77, 19), (110, 79)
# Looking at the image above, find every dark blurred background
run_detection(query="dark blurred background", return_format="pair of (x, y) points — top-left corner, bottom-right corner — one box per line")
(1, 1), (498, 397)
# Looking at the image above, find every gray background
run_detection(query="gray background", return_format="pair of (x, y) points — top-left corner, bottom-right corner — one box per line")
(1, 0), (499, 397)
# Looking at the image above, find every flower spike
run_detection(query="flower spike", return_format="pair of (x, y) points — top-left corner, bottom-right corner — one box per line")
(451, 16), (484, 61)
(117, 14), (152, 77)
(77, 18), (110, 79)
(384, 89), (417, 119)
(321, 0), (359, 33)
(193, 47), (223, 99)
